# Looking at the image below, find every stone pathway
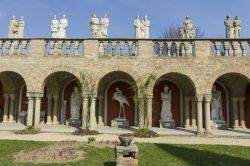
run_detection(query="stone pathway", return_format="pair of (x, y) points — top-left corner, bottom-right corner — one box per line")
(1, 123), (250, 146)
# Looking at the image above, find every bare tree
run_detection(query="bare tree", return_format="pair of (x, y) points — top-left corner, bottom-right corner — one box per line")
(159, 24), (204, 39)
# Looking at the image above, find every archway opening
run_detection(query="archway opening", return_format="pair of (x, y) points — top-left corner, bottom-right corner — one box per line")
(97, 71), (137, 126)
(152, 72), (196, 128)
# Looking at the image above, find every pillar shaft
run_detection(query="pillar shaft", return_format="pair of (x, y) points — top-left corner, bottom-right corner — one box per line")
(89, 96), (97, 130)
(191, 97), (197, 127)
(46, 95), (52, 124)
(196, 95), (204, 133)
(184, 97), (191, 128)
(98, 96), (104, 126)
(82, 96), (89, 129)
(53, 95), (59, 124)
(8, 94), (16, 123)
(27, 97), (34, 126)
(3, 94), (9, 123)
(232, 97), (239, 128)
(205, 95), (212, 133)
(147, 97), (153, 129)
(239, 97), (246, 128)
(34, 97), (41, 127)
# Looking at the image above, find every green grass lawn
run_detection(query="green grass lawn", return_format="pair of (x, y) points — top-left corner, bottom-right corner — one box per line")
(0, 140), (250, 166)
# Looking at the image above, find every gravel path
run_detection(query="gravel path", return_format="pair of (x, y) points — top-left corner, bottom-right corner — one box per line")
(1, 131), (250, 147)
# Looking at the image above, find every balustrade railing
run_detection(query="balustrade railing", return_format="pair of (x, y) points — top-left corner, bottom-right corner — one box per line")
(152, 40), (195, 57)
(0, 39), (30, 56)
(211, 39), (250, 56)
(45, 39), (84, 56)
(98, 39), (137, 56)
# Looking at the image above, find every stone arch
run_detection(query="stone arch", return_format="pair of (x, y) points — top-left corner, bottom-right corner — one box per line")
(205, 67), (250, 95)
(97, 71), (137, 126)
(152, 72), (197, 127)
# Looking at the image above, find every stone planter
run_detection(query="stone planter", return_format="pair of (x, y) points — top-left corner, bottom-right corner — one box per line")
(119, 134), (134, 147)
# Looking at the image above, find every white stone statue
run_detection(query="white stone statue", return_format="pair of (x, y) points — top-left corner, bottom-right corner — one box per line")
(179, 26), (185, 39)
(70, 87), (81, 119)
(183, 16), (196, 39)
(160, 85), (172, 121)
(142, 16), (150, 38)
(134, 16), (141, 38)
(58, 15), (68, 38)
(211, 85), (224, 121)
(90, 14), (109, 38)
(233, 16), (241, 38)
(112, 88), (130, 119)
(100, 14), (109, 38)
(8, 15), (24, 38)
(51, 15), (59, 38)
(18, 16), (25, 38)
(224, 15), (234, 38)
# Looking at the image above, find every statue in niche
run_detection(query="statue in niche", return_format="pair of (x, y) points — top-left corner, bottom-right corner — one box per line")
(183, 16), (196, 39)
(160, 85), (172, 121)
(90, 14), (109, 38)
(224, 15), (234, 38)
(70, 87), (81, 119)
(50, 15), (68, 38)
(233, 16), (241, 38)
(134, 16), (141, 38)
(211, 85), (224, 121)
(112, 88), (130, 119)
(100, 14), (109, 38)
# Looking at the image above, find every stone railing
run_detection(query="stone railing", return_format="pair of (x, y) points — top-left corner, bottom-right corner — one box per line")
(210, 39), (250, 56)
(0, 38), (30, 56)
(152, 39), (195, 57)
(45, 39), (84, 56)
(98, 39), (138, 56)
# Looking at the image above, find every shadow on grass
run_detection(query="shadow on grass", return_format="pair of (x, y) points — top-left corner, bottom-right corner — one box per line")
(103, 161), (116, 166)
(156, 144), (250, 166)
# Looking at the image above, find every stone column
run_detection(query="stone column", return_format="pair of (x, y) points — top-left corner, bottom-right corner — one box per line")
(8, 94), (16, 123)
(27, 96), (34, 126)
(239, 97), (246, 128)
(204, 95), (212, 133)
(2, 94), (9, 123)
(89, 96), (97, 130)
(232, 97), (239, 128)
(81, 95), (89, 128)
(191, 97), (197, 127)
(196, 95), (204, 133)
(147, 97), (153, 129)
(98, 96), (104, 126)
(34, 95), (42, 127)
(46, 95), (52, 124)
(52, 95), (59, 124)
(184, 97), (191, 128)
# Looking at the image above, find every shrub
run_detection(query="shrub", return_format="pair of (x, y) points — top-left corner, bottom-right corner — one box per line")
(134, 129), (159, 138)
(87, 137), (96, 144)
(15, 126), (40, 135)
(72, 129), (99, 136)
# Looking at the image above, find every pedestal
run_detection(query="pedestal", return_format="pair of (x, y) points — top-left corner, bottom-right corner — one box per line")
(159, 120), (175, 128)
(70, 118), (81, 127)
(111, 118), (129, 128)
(115, 144), (138, 166)
(210, 120), (228, 130)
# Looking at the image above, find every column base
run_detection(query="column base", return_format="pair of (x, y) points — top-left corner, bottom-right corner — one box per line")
(240, 125), (246, 128)
(184, 125), (190, 128)
(98, 122), (104, 126)
(233, 125), (240, 129)
(46, 122), (53, 125)
(191, 125), (197, 127)
(7, 120), (16, 123)
(2, 121), (9, 123)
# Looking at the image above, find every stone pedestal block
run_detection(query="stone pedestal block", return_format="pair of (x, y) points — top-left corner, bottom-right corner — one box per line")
(115, 144), (138, 166)
(111, 118), (129, 128)
(159, 120), (175, 128)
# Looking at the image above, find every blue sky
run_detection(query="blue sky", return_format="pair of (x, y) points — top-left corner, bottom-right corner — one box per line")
(0, 0), (249, 38)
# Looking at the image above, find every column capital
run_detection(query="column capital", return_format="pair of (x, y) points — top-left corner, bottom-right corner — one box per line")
(27, 92), (43, 98)
(231, 97), (239, 102)
(9, 94), (16, 99)
(196, 95), (204, 102)
(98, 96), (104, 100)
(204, 95), (212, 102)
(184, 96), (192, 102)
(53, 95), (59, 100)
(47, 94), (52, 100)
